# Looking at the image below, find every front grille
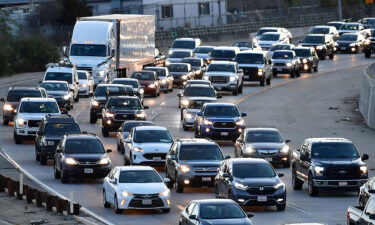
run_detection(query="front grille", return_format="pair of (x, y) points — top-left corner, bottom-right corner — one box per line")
(77, 67), (92, 75)
(258, 150), (278, 156)
(133, 194), (159, 198)
(242, 67), (258, 75)
(325, 166), (361, 179)
(213, 121), (235, 128)
(28, 120), (41, 128)
(247, 186), (275, 195)
(274, 63), (285, 66)
(114, 114), (136, 120)
(194, 167), (219, 173)
(143, 153), (167, 160)
(128, 197), (164, 208)
(77, 161), (97, 166)
(210, 76), (228, 83)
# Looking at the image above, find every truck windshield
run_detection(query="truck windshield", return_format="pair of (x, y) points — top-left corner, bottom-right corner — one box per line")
(19, 102), (59, 113)
(339, 35), (357, 41)
(179, 145), (223, 160)
(204, 106), (240, 117)
(339, 24), (359, 31)
(107, 98), (141, 110)
(44, 73), (73, 84)
(45, 123), (81, 136)
(184, 87), (216, 97)
(233, 163), (276, 178)
(168, 64), (188, 72)
(7, 90), (42, 102)
(259, 33), (280, 41)
(207, 64), (235, 72)
(310, 27), (329, 34)
(171, 40), (195, 49)
(65, 139), (105, 154)
(294, 49), (311, 57)
(235, 54), (264, 64)
(302, 36), (324, 44)
(94, 86), (127, 97)
(311, 143), (360, 159)
(70, 44), (107, 57)
(211, 50), (236, 58)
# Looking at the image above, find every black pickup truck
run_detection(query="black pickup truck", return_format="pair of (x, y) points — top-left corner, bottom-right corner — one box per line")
(291, 138), (369, 197)
(347, 194), (375, 225)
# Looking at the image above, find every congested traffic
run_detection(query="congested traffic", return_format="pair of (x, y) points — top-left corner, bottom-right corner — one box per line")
(1, 14), (375, 225)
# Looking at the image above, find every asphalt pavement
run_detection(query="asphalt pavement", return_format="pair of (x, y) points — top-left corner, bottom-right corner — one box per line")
(0, 53), (374, 225)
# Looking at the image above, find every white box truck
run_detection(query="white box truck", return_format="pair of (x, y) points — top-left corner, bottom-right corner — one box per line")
(68, 14), (155, 87)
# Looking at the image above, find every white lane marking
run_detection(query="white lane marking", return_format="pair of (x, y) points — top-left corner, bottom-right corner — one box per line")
(287, 202), (315, 215)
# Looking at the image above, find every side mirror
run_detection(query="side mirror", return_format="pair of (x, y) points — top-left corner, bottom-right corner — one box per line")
(362, 154), (369, 161)
(177, 93), (182, 97)
(296, 149), (300, 152)
(163, 177), (170, 183)
(278, 173), (284, 177)
(224, 155), (231, 160)
(216, 95), (222, 99)
(143, 106), (149, 109)
(370, 214), (375, 220)
(39, 81), (42, 84)
(170, 155), (177, 160)
(241, 113), (247, 117)
(238, 69), (243, 73)
(0, 98), (4, 102)
(369, 189), (375, 194)
(189, 215), (197, 220)
(106, 149), (112, 153)
(197, 112), (203, 116)
(285, 140), (291, 143)
(223, 173), (231, 178)
(109, 178), (117, 184)
(246, 212), (254, 218)
(61, 110), (68, 114)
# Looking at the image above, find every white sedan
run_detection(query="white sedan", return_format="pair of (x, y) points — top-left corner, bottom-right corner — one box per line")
(102, 166), (171, 213)
(77, 70), (94, 97)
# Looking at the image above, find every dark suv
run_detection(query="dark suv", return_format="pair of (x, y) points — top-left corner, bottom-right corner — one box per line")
(165, 138), (226, 193)
(35, 114), (81, 165)
(101, 96), (148, 137)
(53, 134), (112, 183)
(1, 86), (47, 125)
(300, 34), (335, 60)
(364, 29), (375, 58)
(293, 47), (319, 73)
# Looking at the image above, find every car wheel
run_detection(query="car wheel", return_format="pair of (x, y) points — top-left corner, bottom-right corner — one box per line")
(292, 169), (303, 190)
(90, 112), (97, 124)
(365, 51), (371, 58)
(290, 70), (296, 78)
(124, 154), (130, 165)
(60, 170), (69, 183)
(214, 185), (220, 198)
(283, 161), (290, 168)
(194, 128), (200, 138)
(320, 53), (326, 60)
(228, 190), (233, 200)
(40, 155), (47, 165)
(260, 80), (265, 86)
(232, 86), (238, 96)
(14, 132), (21, 144)
(3, 120), (9, 126)
(183, 124), (189, 131)
(266, 77), (271, 85)
(308, 174), (319, 197)
(117, 143), (121, 152)
(238, 81), (243, 94)
(102, 127), (109, 137)
(35, 148), (40, 161)
(329, 52), (334, 59)
(314, 64), (318, 72)
(273, 70), (278, 77)
(175, 176), (184, 193)
(296, 69), (301, 77)
(74, 94), (79, 103)
(103, 190), (111, 208)
(114, 195), (123, 214)
(54, 164), (61, 179)
(276, 203), (286, 211)
(162, 208), (170, 213)
(165, 170), (174, 188)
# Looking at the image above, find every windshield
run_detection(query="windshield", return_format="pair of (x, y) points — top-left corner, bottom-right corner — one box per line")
(65, 139), (105, 154)
(339, 35), (357, 41)
(7, 90), (42, 102)
(112, 80), (139, 88)
(259, 33), (280, 41)
(204, 106), (240, 117)
(257, 29), (277, 36)
(188, 100), (216, 109)
(131, 72), (155, 81)
(133, 129), (173, 143)
(271, 45), (292, 51)
(77, 72), (87, 79)
(19, 102), (59, 113)
(70, 44), (107, 57)
(179, 145), (223, 161)
(272, 52), (293, 59)
(235, 54), (264, 64)
(44, 123), (81, 136)
(311, 143), (360, 159)
(194, 47), (213, 54)
(94, 86), (127, 97)
(294, 49), (312, 57)
(232, 42), (251, 48)
(119, 170), (162, 183)
(181, 59), (202, 67)
(167, 64), (188, 72)
(122, 122), (153, 132)
(107, 98), (141, 110)
(40, 83), (68, 91)
(171, 40), (195, 49)
(310, 27), (329, 34)
(45, 72), (73, 84)
(169, 51), (191, 58)
(184, 87), (216, 97)
(233, 163), (276, 178)
(145, 68), (166, 77)
(246, 131), (283, 143)
(211, 50), (236, 58)
(302, 36), (324, 44)
(327, 23), (343, 30)
(200, 204), (245, 219)
(207, 64), (235, 72)
(340, 24), (359, 30)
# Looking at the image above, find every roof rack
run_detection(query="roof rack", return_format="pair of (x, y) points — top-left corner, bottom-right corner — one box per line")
(46, 59), (76, 69)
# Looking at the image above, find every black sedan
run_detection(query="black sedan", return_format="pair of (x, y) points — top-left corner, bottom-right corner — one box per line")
(179, 199), (254, 225)
(214, 158), (286, 211)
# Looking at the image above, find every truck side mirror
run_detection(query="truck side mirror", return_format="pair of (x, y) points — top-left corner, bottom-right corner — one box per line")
(62, 46), (68, 57)
(197, 112), (203, 116)
(285, 140), (291, 143)
(362, 154), (369, 161)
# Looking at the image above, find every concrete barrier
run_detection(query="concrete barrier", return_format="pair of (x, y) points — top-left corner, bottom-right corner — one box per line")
(359, 63), (375, 129)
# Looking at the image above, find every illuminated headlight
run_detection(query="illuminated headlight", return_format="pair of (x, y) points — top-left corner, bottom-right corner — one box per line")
(195, 70), (201, 75)
(139, 89), (144, 94)
(316, 46), (323, 50)
(234, 182), (248, 190)
(360, 166), (368, 174)
(148, 83), (156, 88)
(3, 104), (13, 111)
(181, 99), (189, 107)
(364, 40), (370, 45)
(121, 191), (133, 198)
(314, 166), (324, 175)
(63, 94), (70, 100)
(161, 79), (167, 84)
(98, 157), (111, 165)
(165, 61), (171, 66)
(280, 145), (290, 153)
(350, 43), (356, 47)
(180, 165), (190, 173)
(302, 59), (308, 63)
(181, 75), (188, 80)
(245, 146), (256, 153)
(159, 189), (170, 197)
(17, 118), (25, 126)
(229, 76), (236, 82)
(273, 182), (285, 190)
(136, 111), (146, 118)
(185, 113), (193, 119)
(257, 68), (263, 76)
(203, 76), (209, 80)
(236, 119), (244, 126)
(97, 71), (105, 77)
(81, 83), (88, 88)
(105, 112), (114, 118)
(168, 50), (173, 55)
(64, 157), (78, 165)
(351, 47), (356, 52)
(252, 37), (258, 42)
(134, 147), (144, 152)
(91, 100), (99, 107)
(286, 62), (293, 67)
(203, 119), (213, 125)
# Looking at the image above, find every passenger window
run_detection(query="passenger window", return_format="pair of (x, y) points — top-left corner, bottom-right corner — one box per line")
(365, 199), (375, 214)
(186, 203), (195, 215)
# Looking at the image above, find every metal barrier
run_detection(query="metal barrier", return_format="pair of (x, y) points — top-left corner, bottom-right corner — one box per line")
(359, 63), (375, 129)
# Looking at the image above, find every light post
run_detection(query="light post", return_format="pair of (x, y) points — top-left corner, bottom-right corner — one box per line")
(338, 0), (343, 21)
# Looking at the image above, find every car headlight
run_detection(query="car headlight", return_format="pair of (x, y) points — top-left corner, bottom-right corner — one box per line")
(136, 111), (146, 118)
(81, 83), (88, 88)
(181, 75), (188, 80)
(252, 37), (258, 42)
(245, 146), (256, 153)
(98, 157), (110, 165)
(234, 182), (248, 190)
(91, 100), (99, 107)
(97, 71), (105, 77)
(314, 166), (324, 175)
(360, 166), (368, 174)
(17, 118), (25, 126)
(3, 104), (13, 111)
(203, 119), (213, 125)
(181, 99), (189, 107)
(302, 59), (308, 63)
(180, 165), (190, 173)
(121, 191), (133, 198)
(161, 79), (167, 84)
(350, 43), (356, 47)
(257, 68), (263, 76)
(236, 119), (244, 126)
(229, 76), (236, 82)
(148, 83), (156, 88)
(316, 45), (323, 50)
(63, 94), (70, 100)
(159, 189), (170, 197)
(165, 61), (171, 66)
(203, 76), (209, 80)
(286, 62), (293, 67)
(364, 40), (370, 45)
(64, 157), (78, 165)
(280, 145), (290, 153)
(133, 147), (144, 152)
(195, 70), (201, 75)
(139, 88), (144, 94)
(273, 182), (285, 190)
(185, 113), (193, 119)
(105, 112), (114, 118)
(168, 50), (173, 55)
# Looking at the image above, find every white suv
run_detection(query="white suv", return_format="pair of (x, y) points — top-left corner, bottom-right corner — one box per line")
(43, 62), (80, 102)
(14, 98), (61, 144)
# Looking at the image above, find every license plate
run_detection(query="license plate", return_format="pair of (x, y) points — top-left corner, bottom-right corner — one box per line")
(339, 182), (347, 186)
(341, 47), (346, 50)
(153, 157), (162, 161)
(142, 199), (152, 205)
(265, 157), (273, 162)
(47, 141), (55, 145)
(221, 132), (228, 136)
(202, 177), (211, 182)
(257, 196), (267, 202)
(84, 168), (93, 174)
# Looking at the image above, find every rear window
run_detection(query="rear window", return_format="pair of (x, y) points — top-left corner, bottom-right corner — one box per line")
(184, 87), (216, 97)
(94, 86), (127, 97)
(169, 51), (191, 58)
(131, 72), (155, 81)
(171, 40), (196, 49)
(144, 68), (167, 77)
(44, 72), (73, 84)
(7, 90), (42, 102)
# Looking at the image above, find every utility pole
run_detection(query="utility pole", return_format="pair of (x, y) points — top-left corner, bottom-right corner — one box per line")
(338, 0), (343, 21)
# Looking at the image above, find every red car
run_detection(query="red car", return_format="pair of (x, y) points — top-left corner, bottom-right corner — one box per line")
(131, 71), (160, 97)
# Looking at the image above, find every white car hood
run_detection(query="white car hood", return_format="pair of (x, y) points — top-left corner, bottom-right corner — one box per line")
(133, 142), (172, 153)
(167, 58), (184, 63)
(69, 56), (106, 68)
(204, 72), (236, 76)
(258, 40), (278, 46)
(195, 53), (210, 59)
(117, 183), (165, 195)
(238, 63), (262, 68)
(78, 79), (89, 84)
(17, 112), (60, 120)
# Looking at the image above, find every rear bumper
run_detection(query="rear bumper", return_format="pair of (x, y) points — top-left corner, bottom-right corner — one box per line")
(177, 174), (217, 187)
(273, 67), (294, 74)
(15, 127), (38, 137)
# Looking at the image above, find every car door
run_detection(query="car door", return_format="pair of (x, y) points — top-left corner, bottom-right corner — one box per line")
(166, 142), (178, 179)
(235, 133), (245, 157)
(296, 141), (308, 181)
(189, 204), (200, 225)
(300, 142), (312, 180)
(107, 169), (118, 203)
(55, 138), (65, 171)
(116, 123), (123, 147)
(223, 161), (233, 198)
(124, 129), (134, 158)
(361, 198), (375, 225)
(216, 161), (227, 196)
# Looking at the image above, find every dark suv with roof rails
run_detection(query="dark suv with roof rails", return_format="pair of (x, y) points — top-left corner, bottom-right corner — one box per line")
(299, 34), (335, 60)
(1, 86), (47, 125)
(35, 114), (81, 165)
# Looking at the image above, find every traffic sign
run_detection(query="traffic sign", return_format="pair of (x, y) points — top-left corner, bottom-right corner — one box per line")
(365, 0), (374, 4)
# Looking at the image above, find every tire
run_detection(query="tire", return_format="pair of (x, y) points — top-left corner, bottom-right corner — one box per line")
(175, 176), (184, 193)
(307, 66), (312, 73)
(117, 143), (121, 152)
(314, 64), (318, 72)
(329, 52), (334, 59)
(124, 155), (130, 165)
(3, 120), (9, 126)
(365, 51), (371, 58)
(35, 148), (40, 161)
(266, 77), (271, 85)
(214, 185), (220, 199)
(60, 170), (69, 183)
(114, 196), (123, 214)
(308, 174), (319, 197)
(232, 86), (238, 96)
(228, 190), (233, 200)
(165, 170), (174, 188)
(283, 161), (290, 168)
(54, 165), (61, 179)
(103, 191), (111, 208)
(90, 112), (97, 124)
(40, 155), (47, 165)
(290, 71), (295, 78)
(238, 81), (243, 94)
(292, 170), (303, 190)
(183, 124), (189, 131)
(273, 71), (278, 77)
(320, 53), (326, 60)
(296, 69), (301, 77)
(276, 203), (286, 211)
(74, 94), (79, 103)
(180, 111), (183, 121)
(14, 132), (21, 144)
(260, 80), (265, 86)
(194, 127), (200, 138)
(102, 127), (109, 137)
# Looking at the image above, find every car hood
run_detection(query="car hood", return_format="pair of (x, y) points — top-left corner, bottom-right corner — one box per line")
(108, 109), (142, 114)
(179, 160), (222, 167)
(47, 91), (69, 97)
(138, 80), (154, 86)
(337, 40), (355, 44)
(186, 109), (200, 114)
(65, 153), (106, 162)
(117, 183), (165, 195)
(238, 64), (263, 68)
(300, 43), (320, 47)
(69, 56), (107, 68)
(312, 157), (364, 166)
(258, 40), (278, 45)
(79, 79), (89, 84)
(195, 53), (210, 59)
(205, 117), (239, 122)
(247, 142), (284, 150)
(170, 72), (188, 76)
(167, 58), (184, 63)
(133, 142), (172, 153)
(204, 72), (236, 76)
(201, 218), (251, 225)
(17, 113), (60, 120)
(234, 177), (279, 187)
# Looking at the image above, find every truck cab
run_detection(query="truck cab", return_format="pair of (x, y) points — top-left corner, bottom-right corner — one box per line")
(347, 194), (375, 225)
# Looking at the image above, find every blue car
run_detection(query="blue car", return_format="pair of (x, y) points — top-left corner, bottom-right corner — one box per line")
(194, 103), (246, 141)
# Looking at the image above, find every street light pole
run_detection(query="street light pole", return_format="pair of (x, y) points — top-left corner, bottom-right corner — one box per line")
(338, 0), (343, 21)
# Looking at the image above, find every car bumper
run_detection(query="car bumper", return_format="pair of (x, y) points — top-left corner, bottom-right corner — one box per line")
(159, 82), (170, 91)
(79, 87), (90, 95)
(177, 173), (217, 188)
(299, 62), (313, 71)
(243, 152), (290, 164)
(200, 126), (245, 140)
(103, 117), (145, 130)
(39, 146), (58, 159)
(232, 188), (286, 206)
(15, 127), (38, 137)
(117, 195), (170, 210)
(131, 152), (167, 166)
(273, 66), (294, 74)
(173, 78), (188, 87)
(242, 71), (264, 81)
(337, 46), (357, 53)
(312, 179), (367, 190)
(91, 107), (104, 117)
(212, 82), (238, 92)
(62, 165), (111, 179)
(183, 118), (195, 127)
(143, 87), (158, 95)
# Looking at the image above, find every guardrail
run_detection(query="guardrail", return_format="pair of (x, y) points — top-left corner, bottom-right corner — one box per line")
(359, 63), (375, 129)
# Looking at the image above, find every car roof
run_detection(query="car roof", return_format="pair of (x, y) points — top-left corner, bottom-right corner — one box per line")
(108, 96), (139, 100)
(328, 21), (345, 24)
(168, 63), (190, 66)
(112, 78), (138, 82)
(313, 25), (331, 29)
(77, 70), (89, 73)
(66, 134), (98, 140)
(305, 137), (352, 143)
(209, 61), (236, 65)
(144, 67), (167, 70)
(44, 114), (77, 123)
(178, 138), (216, 144)
(41, 80), (68, 84)
(213, 46), (239, 51)
(341, 33), (358, 36)
(187, 97), (217, 101)
(245, 128), (280, 132)
(230, 158), (269, 164)
(20, 97), (56, 102)
(132, 70), (156, 74)
(237, 50), (266, 55)
(97, 84), (125, 88)
(185, 84), (213, 89)
(261, 32), (281, 35)
(171, 49), (193, 53)
(193, 199), (237, 204)
(195, 45), (214, 48)
(182, 57), (202, 61)
(46, 66), (74, 73)
(9, 86), (43, 91)
(186, 80), (210, 83)
(117, 166), (156, 171)
(175, 38), (198, 41)
(293, 47), (312, 50)
(135, 126), (168, 131)
(344, 22), (361, 25)
(204, 103), (236, 107)
(259, 27), (279, 30)
(123, 121), (153, 125)
(273, 50), (294, 53)
(306, 34), (325, 37)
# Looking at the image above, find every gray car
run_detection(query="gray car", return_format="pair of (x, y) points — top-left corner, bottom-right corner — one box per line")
(40, 81), (74, 110)
(234, 128), (291, 168)
(181, 97), (217, 130)
(271, 50), (301, 78)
